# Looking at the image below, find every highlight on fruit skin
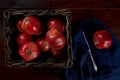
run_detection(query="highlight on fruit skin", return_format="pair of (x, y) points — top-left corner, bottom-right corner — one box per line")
(93, 30), (112, 49)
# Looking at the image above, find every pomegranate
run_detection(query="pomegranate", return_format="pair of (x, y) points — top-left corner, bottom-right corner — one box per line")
(21, 16), (41, 35)
(19, 42), (40, 62)
(17, 19), (24, 32)
(46, 28), (66, 50)
(36, 38), (50, 52)
(47, 18), (65, 32)
(16, 33), (32, 46)
(93, 30), (112, 49)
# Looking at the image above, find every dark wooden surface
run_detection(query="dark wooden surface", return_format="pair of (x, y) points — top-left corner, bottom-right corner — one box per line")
(0, 0), (120, 80)
(0, 0), (120, 8)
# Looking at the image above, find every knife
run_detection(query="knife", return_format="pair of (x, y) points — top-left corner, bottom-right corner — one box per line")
(82, 31), (98, 72)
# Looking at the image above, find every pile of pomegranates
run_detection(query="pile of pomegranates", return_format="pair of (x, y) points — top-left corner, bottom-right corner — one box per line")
(16, 16), (66, 62)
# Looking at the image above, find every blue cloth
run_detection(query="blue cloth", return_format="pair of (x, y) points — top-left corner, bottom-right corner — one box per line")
(65, 19), (120, 80)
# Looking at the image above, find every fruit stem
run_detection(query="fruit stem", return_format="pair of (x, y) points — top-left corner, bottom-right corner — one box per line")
(26, 50), (31, 55)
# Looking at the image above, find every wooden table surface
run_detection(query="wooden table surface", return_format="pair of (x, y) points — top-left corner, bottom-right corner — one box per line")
(0, 0), (120, 80)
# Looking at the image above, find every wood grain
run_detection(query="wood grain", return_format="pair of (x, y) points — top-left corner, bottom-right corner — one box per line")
(0, 0), (120, 8)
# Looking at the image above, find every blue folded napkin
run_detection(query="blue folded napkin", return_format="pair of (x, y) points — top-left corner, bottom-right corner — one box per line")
(64, 19), (120, 80)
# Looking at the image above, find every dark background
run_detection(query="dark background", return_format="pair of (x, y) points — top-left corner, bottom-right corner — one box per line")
(0, 0), (120, 80)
